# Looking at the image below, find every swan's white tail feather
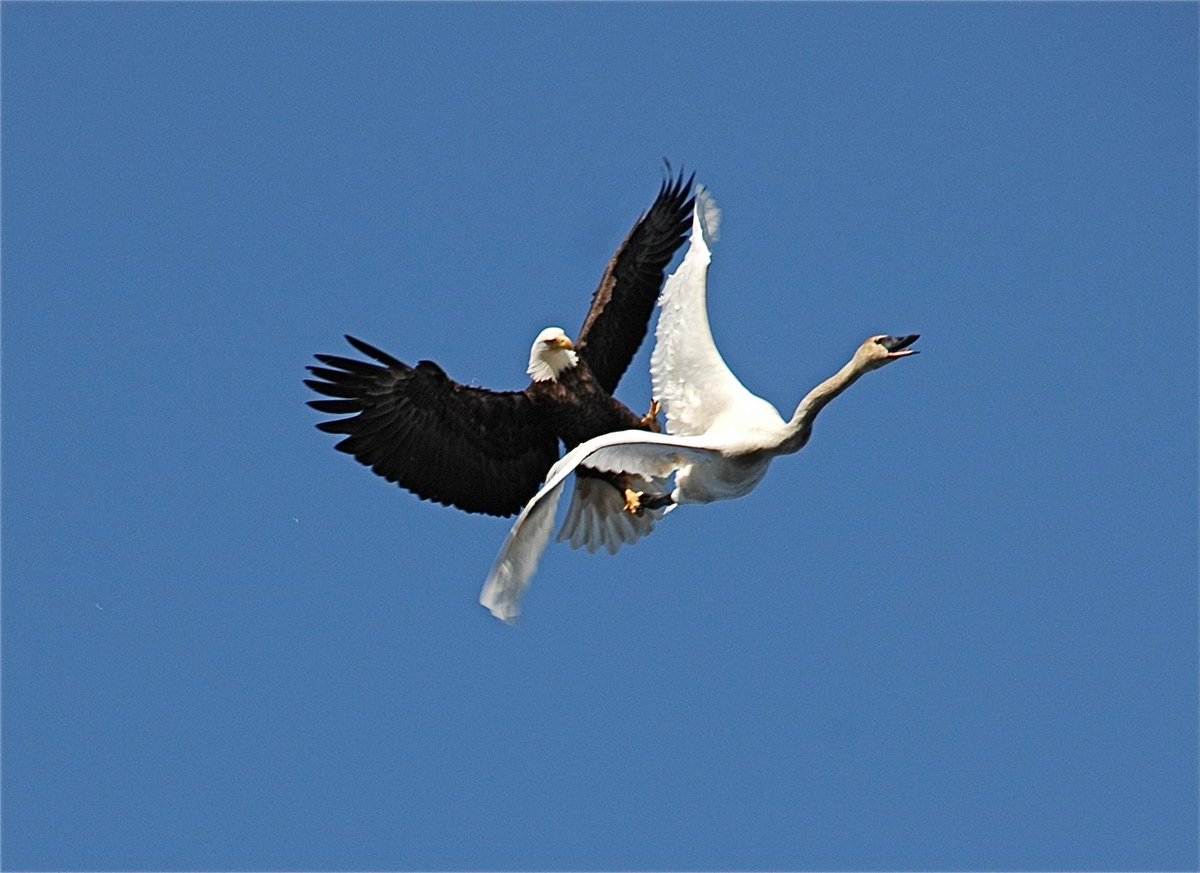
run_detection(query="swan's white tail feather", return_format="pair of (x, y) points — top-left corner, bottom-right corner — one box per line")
(557, 475), (668, 555)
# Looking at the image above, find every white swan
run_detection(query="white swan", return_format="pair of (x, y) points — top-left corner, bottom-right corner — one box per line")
(481, 188), (919, 621)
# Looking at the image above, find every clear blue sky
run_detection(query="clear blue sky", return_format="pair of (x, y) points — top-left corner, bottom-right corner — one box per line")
(3, 3), (1196, 870)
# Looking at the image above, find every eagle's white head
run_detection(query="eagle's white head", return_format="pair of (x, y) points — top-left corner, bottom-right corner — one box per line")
(527, 326), (579, 383)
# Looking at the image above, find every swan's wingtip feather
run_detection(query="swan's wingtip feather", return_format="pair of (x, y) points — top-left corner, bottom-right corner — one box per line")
(479, 567), (510, 620)
(480, 552), (527, 624)
(695, 186), (720, 246)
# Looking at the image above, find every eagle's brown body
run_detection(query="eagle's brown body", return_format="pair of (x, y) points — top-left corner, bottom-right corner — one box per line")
(528, 363), (648, 452)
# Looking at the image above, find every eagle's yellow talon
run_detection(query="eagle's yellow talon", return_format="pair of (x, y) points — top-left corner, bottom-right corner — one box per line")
(623, 487), (644, 515)
(641, 399), (662, 433)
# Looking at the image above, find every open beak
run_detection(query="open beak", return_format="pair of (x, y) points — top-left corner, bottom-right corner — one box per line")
(880, 334), (919, 358)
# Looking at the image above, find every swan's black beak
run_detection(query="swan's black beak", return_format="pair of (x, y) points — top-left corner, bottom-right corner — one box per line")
(881, 334), (920, 358)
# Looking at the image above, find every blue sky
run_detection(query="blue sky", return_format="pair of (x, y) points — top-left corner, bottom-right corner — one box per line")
(2, 3), (1196, 870)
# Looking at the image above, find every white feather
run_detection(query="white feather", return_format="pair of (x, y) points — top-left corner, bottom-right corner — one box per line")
(478, 465), (569, 623)
(557, 474), (668, 555)
(651, 189), (777, 439)
(527, 326), (578, 382)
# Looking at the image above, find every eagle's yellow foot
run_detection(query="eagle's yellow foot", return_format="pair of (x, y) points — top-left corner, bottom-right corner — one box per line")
(640, 399), (662, 433)
(623, 487), (645, 515)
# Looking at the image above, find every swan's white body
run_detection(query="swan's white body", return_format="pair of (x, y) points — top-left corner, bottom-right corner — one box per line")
(480, 189), (918, 622)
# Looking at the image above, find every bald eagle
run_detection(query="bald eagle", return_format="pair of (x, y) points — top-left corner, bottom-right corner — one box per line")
(306, 170), (695, 533)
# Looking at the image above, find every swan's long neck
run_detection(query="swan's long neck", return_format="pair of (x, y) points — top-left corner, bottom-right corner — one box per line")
(779, 354), (870, 455)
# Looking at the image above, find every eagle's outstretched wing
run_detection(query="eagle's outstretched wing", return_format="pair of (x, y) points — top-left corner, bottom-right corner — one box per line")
(575, 168), (695, 395)
(306, 336), (560, 517)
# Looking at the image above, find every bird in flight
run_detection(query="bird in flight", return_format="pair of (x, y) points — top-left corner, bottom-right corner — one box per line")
(482, 187), (920, 621)
(306, 170), (694, 554)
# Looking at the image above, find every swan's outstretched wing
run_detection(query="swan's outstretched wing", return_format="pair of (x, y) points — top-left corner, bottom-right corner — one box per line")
(650, 188), (761, 437)
(479, 468), (572, 623)
(480, 429), (718, 622)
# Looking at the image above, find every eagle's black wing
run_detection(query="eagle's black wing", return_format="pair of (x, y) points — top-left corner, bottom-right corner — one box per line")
(574, 168), (695, 395)
(306, 336), (560, 517)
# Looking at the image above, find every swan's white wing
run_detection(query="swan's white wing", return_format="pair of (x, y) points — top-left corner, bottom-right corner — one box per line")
(651, 188), (759, 437)
(480, 429), (723, 622)
(479, 472), (570, 623)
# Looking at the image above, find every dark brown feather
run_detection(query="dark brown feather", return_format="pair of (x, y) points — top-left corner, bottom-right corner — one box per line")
(306, 336), (559, 517)
(575, 168), (695, 394)
(527, 364), (647, 451)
